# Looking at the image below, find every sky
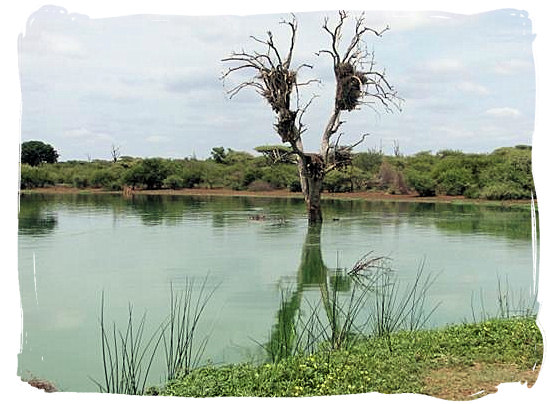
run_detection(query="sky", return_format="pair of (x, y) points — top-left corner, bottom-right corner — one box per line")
(18, 5), (536, 161)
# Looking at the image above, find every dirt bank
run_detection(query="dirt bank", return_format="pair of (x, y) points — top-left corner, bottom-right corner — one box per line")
(21, 186), (534, 208)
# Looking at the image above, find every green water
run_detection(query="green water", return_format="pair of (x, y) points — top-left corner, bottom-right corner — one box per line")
(18, 193), (538, 392)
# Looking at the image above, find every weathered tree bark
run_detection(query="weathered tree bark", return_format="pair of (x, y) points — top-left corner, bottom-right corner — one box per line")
(298, 154), (325, 224)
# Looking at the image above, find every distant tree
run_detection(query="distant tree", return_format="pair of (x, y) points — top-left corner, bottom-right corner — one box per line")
(111, 144), (121, 163)
(211, 147), (228, 164)
(21, 140), (59, 166)
(254, 145), (295, 164)
(222, 11), (401, 223)
(123, 158), (169, 189)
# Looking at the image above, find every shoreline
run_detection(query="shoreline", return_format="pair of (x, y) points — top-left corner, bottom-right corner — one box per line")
(20, 186), (534, 208)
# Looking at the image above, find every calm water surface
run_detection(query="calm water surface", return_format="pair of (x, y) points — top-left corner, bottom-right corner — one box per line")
(18, 193), (538, 392)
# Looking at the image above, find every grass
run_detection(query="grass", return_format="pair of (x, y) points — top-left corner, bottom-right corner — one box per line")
(160, 316), (542, 398)
(91, 277), (217, 394)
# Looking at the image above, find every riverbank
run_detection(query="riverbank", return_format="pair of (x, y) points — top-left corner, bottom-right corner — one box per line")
(158, 316), (542, 400)
(20, 186), (535, 209)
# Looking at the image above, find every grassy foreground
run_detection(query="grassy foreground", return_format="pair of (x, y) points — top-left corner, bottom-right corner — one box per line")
(158, 317), (542, 400)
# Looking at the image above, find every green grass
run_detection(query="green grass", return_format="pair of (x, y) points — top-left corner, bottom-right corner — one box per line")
(159, 316), (542, 398)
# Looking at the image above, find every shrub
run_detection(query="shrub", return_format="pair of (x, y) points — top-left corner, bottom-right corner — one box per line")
(20, 164), (55, 189)
(463, 186), (481, 199)
(124, 158), (169, 189)
(90, 169), (117, 189)
(405, 169), (436, 197)
(481, 183), (531, 200)
(72, 174), (90, 188)
(164, 175), (185, 189)
(434, 167), (473, 196)
(261, 165), (298, 189)
(324, 170), (352, 193)
(247, 180), (274, 192)
(377, 161), (409, 194)
(353, 149), (383, 173)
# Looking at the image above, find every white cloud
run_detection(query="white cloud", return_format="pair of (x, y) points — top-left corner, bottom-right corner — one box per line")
(493, 59), (532, 75)
(424, 58), (464, 74)
(63, 127), (113, 142)
(40, 32), (86, 58)
(145, 135), (170, 143)
(456, 81), (489, 95)
(484, 107), (521, 118)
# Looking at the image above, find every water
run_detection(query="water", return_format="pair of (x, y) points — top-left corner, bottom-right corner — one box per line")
(18, 193), (538, 392)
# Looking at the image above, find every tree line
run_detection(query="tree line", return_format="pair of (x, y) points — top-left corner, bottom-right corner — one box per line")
(20, 144), (534, 201)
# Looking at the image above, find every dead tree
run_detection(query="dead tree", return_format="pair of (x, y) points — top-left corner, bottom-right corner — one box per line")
(222, 11), (400, 224)
(111, 144), (121, 163)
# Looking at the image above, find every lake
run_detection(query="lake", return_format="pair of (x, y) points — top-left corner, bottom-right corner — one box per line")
(17, 193), (538, 392)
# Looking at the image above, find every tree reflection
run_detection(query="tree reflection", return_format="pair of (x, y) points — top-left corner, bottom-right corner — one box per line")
(266, 224), (352, 361)
(18, 195), (58, 236)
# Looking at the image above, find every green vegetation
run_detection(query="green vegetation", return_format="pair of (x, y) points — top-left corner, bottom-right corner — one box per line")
(20, 145), (535, 201)
(160, 317), (541, 398)
(92, 279), (216, 395)
(21, 140), (59, 166)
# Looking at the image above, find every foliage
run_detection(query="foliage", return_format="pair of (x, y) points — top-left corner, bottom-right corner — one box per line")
(353, 148), (384, 173)
(323, 169), (352, 193)
(377, 160), (409, 194)
(19, 145), (535, 201)
(21, 140), (59, 166)
(160, 317), (541, 397)
(124, 158), (170, 189)
(20, 164), (56, 189)
(404, 169), (436, 197)
(210, 147), (227, 164)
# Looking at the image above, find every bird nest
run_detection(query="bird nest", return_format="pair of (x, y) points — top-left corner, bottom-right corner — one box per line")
(303, 153), (325, 179)
(259, 67), (297, 113)
(335, 62), (367, 111)
(258, 67), (299, 142)
(331, 146), (353, 169)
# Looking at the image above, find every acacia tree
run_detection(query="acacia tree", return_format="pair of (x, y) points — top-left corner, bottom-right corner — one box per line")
(21, 140), (59, 166)
(222, 11), (400, 224)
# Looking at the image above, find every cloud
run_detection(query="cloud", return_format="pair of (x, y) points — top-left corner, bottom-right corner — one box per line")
(456, 81), (489, 95)
(62, 127), (113, 142)
(493, 59), (532, 75)
(424, 58), (464, 74)
(145, 135), (171, 143)
(40, 31), (86, 58)
(484, 107), (521, 118)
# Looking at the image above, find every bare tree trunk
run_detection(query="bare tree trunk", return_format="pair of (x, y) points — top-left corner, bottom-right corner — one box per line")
(298, 154), (325, 224)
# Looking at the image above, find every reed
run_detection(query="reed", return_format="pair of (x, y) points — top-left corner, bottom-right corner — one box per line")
(92, 276), (217, 394)
(370, 259), (441, 351)
(90, 293), (164, 395)
(163, 277), (217, 380)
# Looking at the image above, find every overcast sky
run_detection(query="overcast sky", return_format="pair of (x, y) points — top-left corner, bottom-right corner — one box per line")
(19, 5), (535, 161)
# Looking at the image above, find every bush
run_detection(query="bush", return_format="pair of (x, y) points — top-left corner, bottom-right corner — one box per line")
(324, 170), (352, 193)
(434, 167), (473, 196)
(377, 161), (409, 194)
(72, 174), (90, 188)
(353, 149), (383, 173)
(463, 186), (481, 199)
(481, 183), (531, 200)
(261, 164), (298, 189)
(247, 180), (274, 192)
(124, 158), (169, 189)
(90, 169), (118, 189)
(405, 169), (436, 197)
(163, 175), (185, 189)
(20, 164), (55, 189)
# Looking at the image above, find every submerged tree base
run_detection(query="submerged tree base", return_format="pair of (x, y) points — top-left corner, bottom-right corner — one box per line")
(158, 317), (542, 399)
